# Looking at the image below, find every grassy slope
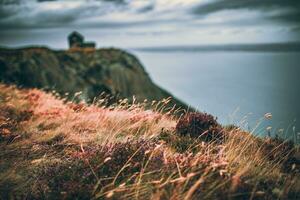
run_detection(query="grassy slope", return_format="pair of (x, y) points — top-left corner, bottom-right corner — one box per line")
(0, 84), (299, 200)
(0, 47), (190, 113)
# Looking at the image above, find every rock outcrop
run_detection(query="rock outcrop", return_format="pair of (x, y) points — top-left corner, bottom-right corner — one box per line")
(0, 46), (188, 111)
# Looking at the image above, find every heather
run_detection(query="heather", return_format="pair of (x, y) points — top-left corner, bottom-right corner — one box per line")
(0, 84), (299, 199)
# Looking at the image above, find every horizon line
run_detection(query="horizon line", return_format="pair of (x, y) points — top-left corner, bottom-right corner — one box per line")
(132, 42), (300, 53)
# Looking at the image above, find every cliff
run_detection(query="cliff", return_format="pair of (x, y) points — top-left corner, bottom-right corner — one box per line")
(0, 46), (188, 111)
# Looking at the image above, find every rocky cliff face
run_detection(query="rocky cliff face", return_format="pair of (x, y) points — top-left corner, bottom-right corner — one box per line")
(0, 47), (188, 110)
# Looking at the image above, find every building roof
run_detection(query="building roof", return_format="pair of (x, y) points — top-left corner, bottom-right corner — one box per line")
(68, 31), (84, 40)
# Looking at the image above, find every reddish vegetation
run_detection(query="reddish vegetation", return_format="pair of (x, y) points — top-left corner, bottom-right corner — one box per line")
(176, 112), (224, 142)
(0, 84), (299, 199)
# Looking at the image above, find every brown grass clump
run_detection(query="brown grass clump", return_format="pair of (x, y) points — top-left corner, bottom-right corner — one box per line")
(176, 112), (224, 142)
(0, 83), (299, 200)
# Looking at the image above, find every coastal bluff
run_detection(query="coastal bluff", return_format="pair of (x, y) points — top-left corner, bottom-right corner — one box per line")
(0, 46), (188, 110)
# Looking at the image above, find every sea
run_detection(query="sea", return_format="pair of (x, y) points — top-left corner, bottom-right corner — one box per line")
(133, 50), (300, 140)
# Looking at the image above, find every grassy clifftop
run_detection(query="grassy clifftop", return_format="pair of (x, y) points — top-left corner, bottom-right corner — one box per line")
(0, 46), (188, 111)
(0, 84), (299, 199)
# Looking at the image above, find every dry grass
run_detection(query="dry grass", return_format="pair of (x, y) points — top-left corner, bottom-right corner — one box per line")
(0, 83), (299, 200)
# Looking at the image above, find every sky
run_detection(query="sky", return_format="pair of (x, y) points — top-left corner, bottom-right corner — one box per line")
(0, 0), (300, 49)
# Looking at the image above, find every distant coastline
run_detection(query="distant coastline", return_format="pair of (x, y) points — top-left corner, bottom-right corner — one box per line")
(133, 42), (300, 53)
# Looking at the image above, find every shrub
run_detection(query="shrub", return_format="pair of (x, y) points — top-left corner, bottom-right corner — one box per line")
(175, 112), (223, 142)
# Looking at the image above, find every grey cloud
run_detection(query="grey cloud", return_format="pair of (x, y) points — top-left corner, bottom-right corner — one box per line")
(193, 0), (300, 23)
(37, 0), (57, 2)
(270, 12), (300, 23)
(137, 4), (154, 13)
(0, 0), (21, 5)
(193, 0), (300, 14)
(35, 0), (127, 4)
(0, 0), (299, 31)
(0, 0), (124, 29)
(0, 9), (80, 29)
(0, 5), (18, 18)
(100, 0), (125, 3)
(0, 0), (125, 3)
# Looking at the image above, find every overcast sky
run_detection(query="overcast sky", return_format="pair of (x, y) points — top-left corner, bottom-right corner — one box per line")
(0, 0), (299, 48)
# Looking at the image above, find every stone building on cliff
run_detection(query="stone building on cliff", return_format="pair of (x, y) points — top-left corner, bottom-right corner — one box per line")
(68, 31), (96, 50)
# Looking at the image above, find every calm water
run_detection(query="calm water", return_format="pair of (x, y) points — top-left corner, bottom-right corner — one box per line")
(133, 51), (300, 139)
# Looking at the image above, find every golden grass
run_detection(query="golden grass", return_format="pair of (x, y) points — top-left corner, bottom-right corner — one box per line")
(0, 84), (299, 199)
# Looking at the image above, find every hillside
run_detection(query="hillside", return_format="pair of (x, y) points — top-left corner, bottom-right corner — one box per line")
(0, 46), (188, 111)
(0, 84), (299, 199)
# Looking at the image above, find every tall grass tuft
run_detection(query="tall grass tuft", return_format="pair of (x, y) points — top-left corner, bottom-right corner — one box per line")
(0, 83), (299, 199)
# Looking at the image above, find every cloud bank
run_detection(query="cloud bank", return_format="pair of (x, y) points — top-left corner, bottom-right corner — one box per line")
(0, 0), (299, 47)
(0, 0), (298, 28)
